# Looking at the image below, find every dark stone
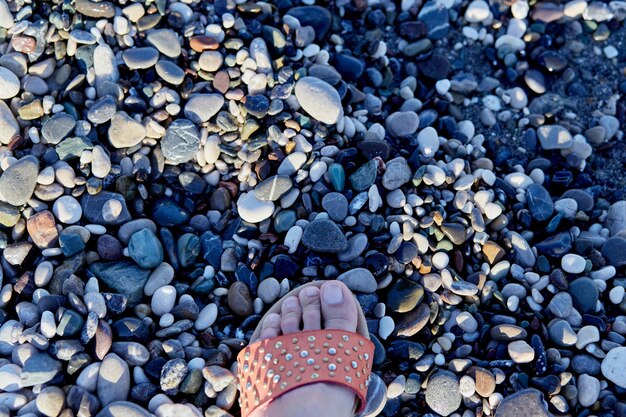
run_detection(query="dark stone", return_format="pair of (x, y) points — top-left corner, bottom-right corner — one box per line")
(601, 237), (626, 267)
(569, 277), (599, 314)
(89, 262), (151, 306)
(495, 389), (553, 417)
(301, 219), (348, 253)
(81, 191), (132, 226)
(286, 6), (332, 41)
(526, 184), (554, 221)
(386, 278), (424, 313)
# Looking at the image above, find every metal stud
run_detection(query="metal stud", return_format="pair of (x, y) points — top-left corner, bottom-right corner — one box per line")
(328, 348), (337, 355)
(265, 353), (273, 361)
(328, 363), (337, 371)
(275, 341), (283, 349)
(285, 353), (293, 361)
(292, 338), (298, 344)
(294, 346), (300, 351)
(345, 376), (352, 383)
(299, 367), (305, 373)
(311, 373), (319, 379)
(327, 333), (333, 339)
(273, 358), (279, 365)
(279, 366), (285, 372)
(243, 364), (250, 372)
(323, 343), (329, 348)
(329, 371), (335, 377)
(322, 357), (329, 362)
(309, 343), (315, 349)
(351, 361), (358, 369)
(358, 340), (364, 346)
(315, 348), (321, 354)
(287, 371), (293, 377)
(296, 376), (302, 382)
(245, 351), (251, 359)
(353, 346), (358, 352)
(246, 382), (252, 389)
(360, 384), (364, 390)
(337, 358), (343, 363)
(314, 365), (320, 370)
(259, 347), (265, 353)
(273, 375), (281, 383)
(345, 349), (351, 355)
(356, 372), (361, 378)
(281, 382), (288, 390)
(267, 369), (275, 377)
(308, 335), (316, 342)
(343, 335), (349, 342)
(300, 350), (309, 358)
(338, 343), (344, 349)
(345, 366), (350, 372)
(364, 353), (369, 361)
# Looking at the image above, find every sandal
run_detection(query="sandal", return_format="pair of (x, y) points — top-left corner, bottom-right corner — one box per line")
(236, 281), (375, 417)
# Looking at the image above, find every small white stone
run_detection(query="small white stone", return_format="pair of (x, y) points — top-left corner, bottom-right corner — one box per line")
(435, 79), (451, 95)
(609, 286), (625, 304)
(52, 195), (82, 224)
(561, 254), (586, 274)
(465, 0), (491, 22)
(40, 310), (56, 339)
(151, 285), (176, 316)
(284, 226), (303, 254)
(604, 45), (618, 59)
(378, 316), (394, 340)
(159, 313), (175, 327)
(91, 145), (111, 178)
(417, 127), (439, 158)
(576, 325), (600, 349)
(432, 252), (449, 269)
(34, 261), (54, 287)
(257, 278), (280, 304)
(237, 192), (275, 223)
(195, 303), (218, 330)
(456, 312), (478, 332)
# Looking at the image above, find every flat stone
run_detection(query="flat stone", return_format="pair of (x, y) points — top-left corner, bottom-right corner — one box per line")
(286, 6), (332, 41)
(337, 268), (377, 293)
(602, 347), (626, 388)
(601, 237), (626, 267)
(227, 281), (252, 316)
(89, 262), (151, 306)
(21, 353), (62, 387)
(569, 277), (598, 314)
(26, 210), (58, 248)
(526, 184), (554, 221)
(425, 370), (461, 416)
(237, 192), (275, 223)
(385, 112), (419, 138)
(42, 113), (76, 144)
(382, 157), (412, 190)
(537, 125), (572, 150)
(155, 60), (185, 85)
(0, 156), (39, 206)
(81, 191), (131, 226)
(301, 219), (348, 253)
(294, 76), (343, 124)
(607, 201), (626, 236)
(122, 47), (159, 69)
(495, 389), (552, 417)
(95, 402), (152, 417)
(322, 192), (349, 222)
(162, 119), (200, 163)
(184, 94), (224, 124)
(0, 67), (20, 99)
(386, 279), (424, 313)
(0, 0), (13, 28)
(128, 229), (163, 269)
(147, 30), (181, 58)
(108, 112), (146, 148)
(254, 175), (292, 201)
(0, 101), (19, 144)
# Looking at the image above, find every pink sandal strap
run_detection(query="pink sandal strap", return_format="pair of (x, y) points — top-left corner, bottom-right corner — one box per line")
(236, 329), (375, 417)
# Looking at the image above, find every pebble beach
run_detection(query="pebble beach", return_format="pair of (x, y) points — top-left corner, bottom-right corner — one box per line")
(0, 0), (624, 416)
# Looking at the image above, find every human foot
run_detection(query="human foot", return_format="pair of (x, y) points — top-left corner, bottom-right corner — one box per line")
(243, 281), (363, 417)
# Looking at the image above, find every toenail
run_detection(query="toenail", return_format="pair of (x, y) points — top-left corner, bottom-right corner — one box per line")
(323, 283), (343, 305)
(304, 286), (318, 297)
(284, 298), (298, 308)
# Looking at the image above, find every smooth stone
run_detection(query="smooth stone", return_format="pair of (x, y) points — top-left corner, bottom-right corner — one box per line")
(0, 67), (20, 99)
(257, 278), (280, 304)
(425, 370), (461, 416)
(21, 354), (62, 386)
(607, 201), (626, 236)
(162, 119), (200, 163)
(508, 340), (535, 363)
(237, 192), (275, 223)
(294, 76), (343, 124)
(0, 0), (13, 28)
(338, 233), (368, 262)
(526, 184), (554, 221)
(301, 219), (348, 253)
(147, 30), (181, 58)
(548, 320), (577, 347)
(121, 47), (159, 69)
(0, 101), (19, 144)
(602, 237), (626, 267)
(87, 96), (117, 125)
(386, 279), (424, 313)
(465, 0), (491, 22)
(95, 402), (152, 417)
(151, 286), (176, 316)
(155, 60), (184, 85)
(128, 228), (163, 269)
(382, 157), (412, 190)
(578, 374), (600, 407)
(395, 303), (430, 337)
(548, 293), (573, 318)
(97, 353), (130, 406)
(108, 112), (146, 148)
(337, 268), (377, 293)
(569, 277), (598, 314)
(561, 253), (586, 274)
(0, 156), (39, 206)
(350, 160), (378, 191)
(286, 6), (332, 41)
(90, 262), (151, 306)
(42, 113), (76, 144)
(322, 192), (349, 222)
(227, 282), (253, 316)
(602, 347), (626, 388)
(537, 125), (572, 149)
(36, 386), (65, 417)
(385, 112), (419, 137)
(277, 152), (306, 176)
(81, 192), (131, 226)
(254, 176), (292, 201)
(184, 94), (224, 124)
(494, 389), (552, 417)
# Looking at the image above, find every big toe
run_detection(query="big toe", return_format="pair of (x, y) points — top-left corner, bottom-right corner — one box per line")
(320, 281), (358, 332)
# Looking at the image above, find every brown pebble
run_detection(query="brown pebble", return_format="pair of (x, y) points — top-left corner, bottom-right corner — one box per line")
(11, 36), (36, 53)
(189, 36), (219, 52)
(469, 367), (496, 397)
(95, 319), (113, 360)
(227, 281), (253, 316)
(213, 71), (230, 94)
(27, 210), (59, 249)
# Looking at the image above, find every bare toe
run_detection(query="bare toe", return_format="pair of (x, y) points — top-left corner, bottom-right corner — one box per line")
(320, 281), (358, 332)
(280, 296), (302, 334)
(258, 313), (281, 341)
(298, 285), (321, 330)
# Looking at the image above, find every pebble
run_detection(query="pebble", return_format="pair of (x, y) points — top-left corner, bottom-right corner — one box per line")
(425, 371), (461, 416)
(237, 192), (275, 223)
(294, 77), (343, 124)
(0, 67), (20, 99)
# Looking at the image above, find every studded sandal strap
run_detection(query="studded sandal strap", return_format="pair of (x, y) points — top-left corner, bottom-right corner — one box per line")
(236, 329), (375, 417)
